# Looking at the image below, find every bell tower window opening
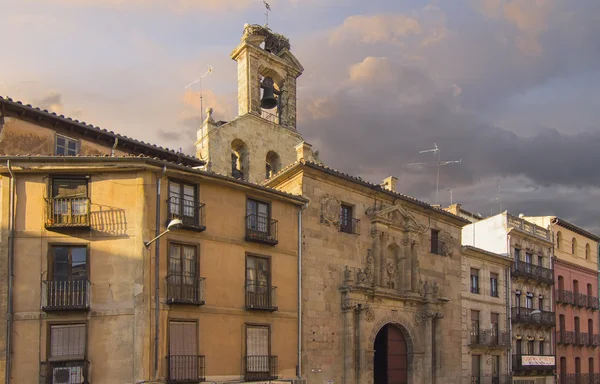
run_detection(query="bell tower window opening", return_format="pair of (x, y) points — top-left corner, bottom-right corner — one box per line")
(265, 151), (281, 179)
(259, 75), (282, 124)
(231, 139), (249, 180)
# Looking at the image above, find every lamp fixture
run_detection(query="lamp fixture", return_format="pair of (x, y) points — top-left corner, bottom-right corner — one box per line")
(144, 219), (183, 249)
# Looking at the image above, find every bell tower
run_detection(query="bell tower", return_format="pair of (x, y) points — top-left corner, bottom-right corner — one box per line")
(196, 24), (307, 184)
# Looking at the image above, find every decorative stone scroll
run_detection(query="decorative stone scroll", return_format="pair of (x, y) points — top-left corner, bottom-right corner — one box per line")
(414, 310), (444, 325)
(365, 307), (375, 322)
(439, 231), (456, 257)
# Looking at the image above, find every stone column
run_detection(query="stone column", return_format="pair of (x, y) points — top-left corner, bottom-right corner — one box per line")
(423, 316), (433, 384)
(410, 236), (419, 292)
(379, 233), (388, 288)
(342, 298), (356, 384)
(373, 232), (381, 287)
(401, 238), (411, 292)
(284, 74), (298, 129)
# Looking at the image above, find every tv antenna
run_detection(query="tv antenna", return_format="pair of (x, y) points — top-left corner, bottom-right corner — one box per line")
(407, 143), (462, 205)
(185, 65), (214, 122)
(447, 188), (453, 205)
(263, 1), (271, 27)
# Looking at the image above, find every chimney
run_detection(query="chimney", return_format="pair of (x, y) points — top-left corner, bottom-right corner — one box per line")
(295, 142), (315, 162)
(445, 203), (462, 215)
(382, 176), (398, 192)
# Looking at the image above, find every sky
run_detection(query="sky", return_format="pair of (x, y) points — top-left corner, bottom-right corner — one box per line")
(2, 0), (600, 233)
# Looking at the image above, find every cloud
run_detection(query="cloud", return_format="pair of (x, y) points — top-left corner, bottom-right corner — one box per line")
(34, 92), (64, 113)
(330, 14), (422, 46)
(35, 0), (255, 12)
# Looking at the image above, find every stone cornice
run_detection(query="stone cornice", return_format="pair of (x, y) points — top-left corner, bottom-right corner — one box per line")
(554, 257), (600, 276)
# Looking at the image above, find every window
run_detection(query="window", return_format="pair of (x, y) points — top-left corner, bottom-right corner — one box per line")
(55, 135), (78, 156)
(231, 139), (248, 180)
(525, 252), (532, 264)
(537, 256), (543, 267)
(575, 317), (581, 335)
(575, 357), (581, 374)
(431, 229), (440, 254)
(515, 292), (521, 307)
(516, 339), (522, 355)
(538, 297), (544, 311)
(340, 204), (355, 234)
(527, 340), (534, 354)
(247, 199), (270, 234)
(471, 310), (480, 343)
(47, 324), (87, 383)
(167, 243), (201, 303)
(50, 246), (88, 281)
(45, 246), (89, 311)
(491, 356), (500, 378)
(471, 355), (481, 379)
(491, 313), (499, 343)
(514, 248), (520, 261)
(588, 319), (593, 337)
(586, 243), (591, 259)
(169, 181), (200, 228)
(168, 321), (199, 381)
(526, 294), (533, 309)
(590, 358), (595, 374)
(247, 255), (270, 289)
(490, 273), (499, 297)
(265, 151), (281, 179)
(574, 280), (580, 294)
(556, 231), (562, 250)
(48, 178), (89, 226)
(245, 325), (272, 379)
(572, 238), (577, 255)
(539, 341), (544, 355)
(559, 314), (565, 332)
(470, 268), (480, 294)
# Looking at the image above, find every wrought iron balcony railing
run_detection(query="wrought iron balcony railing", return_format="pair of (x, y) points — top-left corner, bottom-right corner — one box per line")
(469, 329), (510, 348)
(510, 307), (555, 326)
(167, 198), (206, 232)
(245, 283), (277, 311)
(167, 355), (205, 383)
(40, 360), (88, 384)
(469, 375), (513, 384)
(511, 261), (554, 284)
(576, 332), (589, 346)
(245, 214), (278, 246)
(45, 197), (91, 229)
(588, 296), (599, 311)
(512, 354), (555, 373)
(557, 289), (575, 305)
(470, 286), (480, 294)
(166, 274), (205, 305)
(42, 280), (90, 311)
(589, 334), (600, 347)
(575, 292), (588, 307)
(340, 218), (360, 235)
(557, 330), (576, 345)
(558, 373), (600, 384)
(244, 355), (278, 381)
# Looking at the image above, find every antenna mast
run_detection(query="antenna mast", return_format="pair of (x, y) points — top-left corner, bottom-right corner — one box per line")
(263, 1), (271, 27)
(407, 143), (462, 205)
(185, 65), (214, 122)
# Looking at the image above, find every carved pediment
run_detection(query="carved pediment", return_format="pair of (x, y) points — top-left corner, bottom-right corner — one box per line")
(365, 204), (428, 233)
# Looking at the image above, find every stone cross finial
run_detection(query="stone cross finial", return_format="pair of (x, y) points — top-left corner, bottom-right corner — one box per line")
(205, 107), (214, 123)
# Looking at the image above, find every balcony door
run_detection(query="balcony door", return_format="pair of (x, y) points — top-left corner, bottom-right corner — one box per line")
(247, 199), (270, 235)
(246, 325), (271, 377)
(169, 321), (198, 381)
(168, 243), (198, 302)
(246, 256), (270, 306)
(491, 313), (499, 344)
(50, 178), (88, 225)
(48, 246), (88, 308)
(491, 356), (500, 383)
(169, 181), (198, 227)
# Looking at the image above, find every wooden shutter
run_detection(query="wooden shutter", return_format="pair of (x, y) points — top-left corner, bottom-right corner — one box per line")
(50, 324), (86, 360)
(169, 321), (197, 355)
(246, 326), (269, 356)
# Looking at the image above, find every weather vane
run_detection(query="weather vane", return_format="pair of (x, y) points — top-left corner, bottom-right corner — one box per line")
(263, 1), (271, 27)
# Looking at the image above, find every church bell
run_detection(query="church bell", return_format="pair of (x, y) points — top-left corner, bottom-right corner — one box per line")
(260, 77), (278, 110)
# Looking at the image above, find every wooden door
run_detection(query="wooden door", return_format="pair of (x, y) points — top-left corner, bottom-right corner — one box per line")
(386, 325), (408, 384)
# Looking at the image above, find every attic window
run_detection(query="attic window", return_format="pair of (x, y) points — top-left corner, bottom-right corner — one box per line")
(55, 135), (79, 156)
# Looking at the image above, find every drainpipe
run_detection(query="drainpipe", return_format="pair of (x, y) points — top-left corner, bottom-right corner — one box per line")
(297, 202), (307, 379)
(5, 160), (15, 384)
(154, 166), (167, 379)
(506, 233), (512, 378)
(111, 137), (119, 157)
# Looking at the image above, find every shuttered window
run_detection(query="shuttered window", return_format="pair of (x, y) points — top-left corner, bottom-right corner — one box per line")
(246, 326), (269, 356)
(49, 324), (86, 361)
(169, 321), (197, 355)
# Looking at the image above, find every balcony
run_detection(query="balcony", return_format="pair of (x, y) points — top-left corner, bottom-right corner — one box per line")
(469, 329), (510, 349)
(588, 296), (599, 311)
(40, 360), (88, 384)
(166, 274), (205, 306)
(469, 375), (513, 384)
(510, 307), (555, 326)
(557, 330), (575, 345)
(340, 218), (360, 235)
(245, 214), (278, 246)
(511, 261), (554, 284)
(575, 293), (588, 307)
(511, 354), (555, 373)
(244, 355), (278, 381)
(167, 198), (206, 232)
(576, 332), (589, 346)
(167, 355), (205, 383)
(557, 290), (575, 305)
(41, 280), (90, 311)
(558, 373), (600, 384)
(470, 286), (480, 294)
(45, 197), (91, 229)
(589, 334), (600, 347)
(245, 284), (277, 311)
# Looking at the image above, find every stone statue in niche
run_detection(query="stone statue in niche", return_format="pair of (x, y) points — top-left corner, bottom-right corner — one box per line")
(357, 249), (374, 285)
(432, 281), (440, 298)
(320, 195), (341, 226)
(386, 261), (398, 289)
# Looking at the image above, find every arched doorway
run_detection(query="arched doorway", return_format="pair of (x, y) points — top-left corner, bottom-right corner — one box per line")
(374, 324), (408, 384)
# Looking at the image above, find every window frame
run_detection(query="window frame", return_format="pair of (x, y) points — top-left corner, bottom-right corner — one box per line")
(246, 197), (271, 220)
(168, 179), (199, 222)
(470, 268), (480, 294)
(339, 203), (354, 234)
(55, 134), (79, 156)
(431, 229), (440, 254)
(245, 323), (272, 357)
(490, 272), (499, 297)
(48, 244), (90, 281)
(167, 241), (200, 278)
(46, 321), (88, 362)
(245, 254), (272, 289)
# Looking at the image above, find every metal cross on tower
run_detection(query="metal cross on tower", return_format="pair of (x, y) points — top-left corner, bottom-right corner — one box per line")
(263, 1), (271, 27)
(407, 143), (462, 205)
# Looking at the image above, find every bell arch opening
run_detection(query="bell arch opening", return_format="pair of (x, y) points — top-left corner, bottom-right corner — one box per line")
(373, 323), (411, 384)
(265, 151), (281, 179)
(231, 139), (249, 180)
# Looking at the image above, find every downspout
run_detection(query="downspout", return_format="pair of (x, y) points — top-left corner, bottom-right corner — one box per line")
(154, 165), (167, 379)
(5, 160), (14, 384)
(506, 233), (512, 378)
(111, 137), (119, 157)
(297, 202), (307, 379)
